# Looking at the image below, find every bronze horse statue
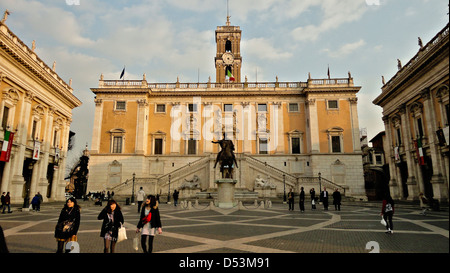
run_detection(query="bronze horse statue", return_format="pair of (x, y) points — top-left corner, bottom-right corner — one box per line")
(212, 134), (238, 179)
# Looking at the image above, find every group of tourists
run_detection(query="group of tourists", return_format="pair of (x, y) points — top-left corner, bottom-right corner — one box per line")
(54, 195), (162, 253)
(287, 187), (342, 212)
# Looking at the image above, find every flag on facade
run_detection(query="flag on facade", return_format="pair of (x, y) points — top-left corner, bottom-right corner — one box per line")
(327, 65), (330, 79)
(120, 67), (125, 79)
(33, 141), (41, 160)
(414, 137), (425, 165)
(0, 130), (14, 162)
(227, 70), (235, 81)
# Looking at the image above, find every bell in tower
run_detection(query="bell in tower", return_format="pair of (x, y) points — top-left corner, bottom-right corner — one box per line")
(215, 13), (242, 83)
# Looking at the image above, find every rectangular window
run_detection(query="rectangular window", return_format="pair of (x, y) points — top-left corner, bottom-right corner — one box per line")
(375, 154), (383, 165)
(187, 139), (196, 154)
(188, 104), (197, 113)
(53, 130), (58, 147)
(291, 137), (300, 154)
(288, 103), (299, 112)
(154, 138), (163, 155)
(328, 100), (338, 109)
(396, 128), (402, 146)
(258, 104), (267, 112)
(32, 120), (38, 140)
(331, 136), (341, 153)
(112, 136), (123, 153)
(224, 104), (233, 112)
(259, 139), (268, 154)
(116, 101), (126, 110)
(417, 118), (424, 137)
(156, 104), (166, 113)
(2, 106), (9, 129)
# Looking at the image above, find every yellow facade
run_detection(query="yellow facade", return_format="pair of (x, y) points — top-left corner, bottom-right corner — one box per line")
(0, 19), (82, 203)
(88, 19), (365, 199)
(373, 23), (449, 202)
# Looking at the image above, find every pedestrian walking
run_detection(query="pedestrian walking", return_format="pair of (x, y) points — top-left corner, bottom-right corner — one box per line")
(320, 187), (329, 210)
(54, 197), (81, 253)
(98, 199), (124, 253)
(287, 188), (294, 211)
(2, 192), (12, 214)
(299, 187), (305, 212)
(381, 194), (395, 234)
(31, 194), (41, 212)
(136, 195), (162, 253)
(0, 192), (5, 211)
(310, 188), (316, 210)
(333, 188), (341, 211)
(419, 192), (428, 216)
(136, 187), (146, 213)
(173, 190), (179, 207)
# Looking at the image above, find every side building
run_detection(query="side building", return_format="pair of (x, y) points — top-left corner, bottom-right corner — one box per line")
(373, 23), (449, 202)
(0, 14), (82, 203)
(87, 18), (366, 201)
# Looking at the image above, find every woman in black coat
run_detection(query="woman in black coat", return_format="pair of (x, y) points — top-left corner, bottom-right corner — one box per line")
(136, 195), (162, 253)
(55, 197), (81, 253)
(98, 199), (124, 253)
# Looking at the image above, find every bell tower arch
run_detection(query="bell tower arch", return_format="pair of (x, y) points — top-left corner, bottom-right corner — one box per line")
(215, 16), (242, 83)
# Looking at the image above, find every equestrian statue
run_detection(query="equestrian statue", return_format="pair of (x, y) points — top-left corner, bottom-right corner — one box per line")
(212, 132), (238, 179)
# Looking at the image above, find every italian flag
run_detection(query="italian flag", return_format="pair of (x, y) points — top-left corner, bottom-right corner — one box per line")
(415, 137), (425, 165)
(0, 130), (14, 162)
(227, 70), (235, 82)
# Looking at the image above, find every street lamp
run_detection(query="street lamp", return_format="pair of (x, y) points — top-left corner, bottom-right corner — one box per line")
(167, 174), (171, 204)
(318, 172), (322, 193)
(131, 172), (135, 204)
(283, 174), (286, 203)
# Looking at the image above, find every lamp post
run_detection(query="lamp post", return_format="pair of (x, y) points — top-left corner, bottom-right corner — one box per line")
(131, 173), (135, 204)
(167, 174), (171, 204)
(318, 172), (322, 193)
(283, 174), (286, 203)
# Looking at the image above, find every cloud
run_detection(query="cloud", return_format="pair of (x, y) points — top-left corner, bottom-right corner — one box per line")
(242, 38), (293, 61)
(2, 0), (95, 47)
(291, 0), (368, 42)
(323, 39), (366, 58)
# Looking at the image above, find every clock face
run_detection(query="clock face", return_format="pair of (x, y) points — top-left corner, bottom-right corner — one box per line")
(222, 52), (234, 65)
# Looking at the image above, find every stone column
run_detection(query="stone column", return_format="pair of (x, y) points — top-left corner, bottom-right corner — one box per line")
(10, 90), (33, 203)
(349, 98), (361, 152)
(383, 116), (399, 199)
(399, 104), (419, 200)
(135, 99), (148, 154)
(306, 98), (319, 153)
(170, 103), (181, 154)
(90, 98), (103, 154)
(421, 89), (447, 201)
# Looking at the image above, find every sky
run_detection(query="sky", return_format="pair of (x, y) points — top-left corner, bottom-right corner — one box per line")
(0, 0), (448, 169)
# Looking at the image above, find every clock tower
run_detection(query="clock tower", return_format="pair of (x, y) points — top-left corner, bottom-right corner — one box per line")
(215, 16), (242, 83)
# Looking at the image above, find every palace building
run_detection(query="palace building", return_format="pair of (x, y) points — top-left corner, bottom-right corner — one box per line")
(88, 17), (365, 200)
(0, 13), (82, 203)
(373, 23), (449, 202)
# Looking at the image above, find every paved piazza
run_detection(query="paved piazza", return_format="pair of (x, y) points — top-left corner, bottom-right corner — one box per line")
(1, 199), (448, 255)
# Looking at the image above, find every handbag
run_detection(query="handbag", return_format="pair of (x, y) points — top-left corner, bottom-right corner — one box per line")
(133, 234), (140, 251)
(55, 220), (74, 239)
(117, 223), (127, 243)
(142, 212), (152, 225)
(380, 216), (387, 226)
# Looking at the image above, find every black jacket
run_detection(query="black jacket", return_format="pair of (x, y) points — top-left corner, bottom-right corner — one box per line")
(55, 206), (81, 239)
(137, 206), (162, 229)
(97, 208), (124, 238)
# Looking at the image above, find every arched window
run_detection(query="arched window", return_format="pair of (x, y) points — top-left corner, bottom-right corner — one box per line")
(225, 40), (232, 52)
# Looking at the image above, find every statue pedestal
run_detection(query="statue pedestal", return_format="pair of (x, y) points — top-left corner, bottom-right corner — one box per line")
(256, 187), (277, 198)
(215, 179), (237, 208)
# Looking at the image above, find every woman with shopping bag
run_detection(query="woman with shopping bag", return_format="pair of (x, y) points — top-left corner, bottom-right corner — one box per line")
(136, 195), (162, 253)
(55, 197), (81, 253)
(98, 199), (124, 253)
